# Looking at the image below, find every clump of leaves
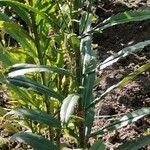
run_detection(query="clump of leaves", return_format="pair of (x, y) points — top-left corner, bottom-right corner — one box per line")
(0, 0), (150, 149)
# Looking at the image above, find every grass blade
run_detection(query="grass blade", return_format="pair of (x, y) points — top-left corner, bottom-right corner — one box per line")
(90, 107), (150, 137)
(0, 12), (11, 22)
(0, 0), (56, 25)
(0, 45), (16, 66)
(13, 108), (61, 128)
(88, 63), (150, 109)
(94, 9), (150, 31)
(0, 21), (36, 57)
(7, 76), (64, 101)
(97, 40), (150, 70)
(8, 64), (74, 77)
(85, 107), (95, 136)
(11, 132), (58, 150)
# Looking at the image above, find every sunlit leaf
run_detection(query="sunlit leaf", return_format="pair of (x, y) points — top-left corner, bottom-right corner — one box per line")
(0, 21), (36, 57)
(0, 45), (16, 66)
(13, 108), (61, 128)
(2, 122), (19, 134)
(90, 107), (150, 137)
(80, 12), (91, 34)
(0, 1), (31, 26)
(8, 64), (74, 77)
(60, 94), (79, 123)
(119, 63), (150, 86)
(97, 40), (150, 70)
(88, 63), (150, 109)
(0, 0), (56, 24)
(11, 132), (58, 150)
(94, 10), (150, 31)
(7, 76), (64, 101)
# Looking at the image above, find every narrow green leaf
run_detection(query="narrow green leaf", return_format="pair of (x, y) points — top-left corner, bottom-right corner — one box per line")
(60, 94), (79, 123)
(0, 44), (16, 66)
(90, 107), (150, 137)
(7, 2), (31, 26)
(0, 0), (55, 24)
(0, 12), (11, 22)
(97, 40), (150, 70)
(0, 21), (36, 57)
(117, 135), (150, 150)
(89, 140), (106, 150)
(85, 107), (95, 136)
(88, 63), (150, 109)
(83, 73), (95, 108)
(13, 108), (61, 128)
(11, 132), (58, 150)
(79, 12), (91, 34)
(94, 9), (150, 31)
(10, 85), (34, 106)
(7, 76), (64, 101)
(8, 64), (74, 77)
(119, 63), (150, 86)
(81, 34), (96, 108)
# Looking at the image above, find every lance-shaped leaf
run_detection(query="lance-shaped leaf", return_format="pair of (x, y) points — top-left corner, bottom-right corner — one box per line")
(90, 107), (150, 137)
(85, 107), (95, 136)
(0, 21), (36, 57)
(0, 1), (31, 26)
(81, 13), (96, 108)
(8, 64), (73, 77)
(60, 94), (79, 123)
(11, 132), (58, 150)
(94, 9), (150, 31)
(87, 63), (150, 109)
(0, 44), (16, 66)
(7, 76), (64, 101)
(0, 0), (57, 26)
(13, 108), (61, 128)
(117, 135), (150, 150)
(97, 40), (150, 70)
(89, 140), (106, 150)
(0, 12), (11, 22)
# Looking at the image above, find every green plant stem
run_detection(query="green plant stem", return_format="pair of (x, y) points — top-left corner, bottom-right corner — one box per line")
(30, 15), (43, 65)
(29, 0), (54, 142)
(75, 47), (85, 148)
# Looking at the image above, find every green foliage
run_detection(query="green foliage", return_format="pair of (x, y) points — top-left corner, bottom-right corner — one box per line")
(11, 132), (58, 150)
(90, 107), (150, 137)
(13, 108), (61, 128)
(60, 94), (79, 123)
(0, 0), (150, 149)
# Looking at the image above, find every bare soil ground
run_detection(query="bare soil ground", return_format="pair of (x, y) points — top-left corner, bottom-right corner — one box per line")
(93, 0), (150, 149)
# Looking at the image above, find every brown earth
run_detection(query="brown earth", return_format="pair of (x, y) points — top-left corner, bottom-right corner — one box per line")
(93, 0), (150, 149)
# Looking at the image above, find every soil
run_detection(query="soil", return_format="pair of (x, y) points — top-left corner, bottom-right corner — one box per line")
(93, 0), (150, 149)
(0, 0), (150, 149)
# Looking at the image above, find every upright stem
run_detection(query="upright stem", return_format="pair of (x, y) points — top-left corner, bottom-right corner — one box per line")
(75, 47), (85, 148)
(29, 0), (53, 141)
